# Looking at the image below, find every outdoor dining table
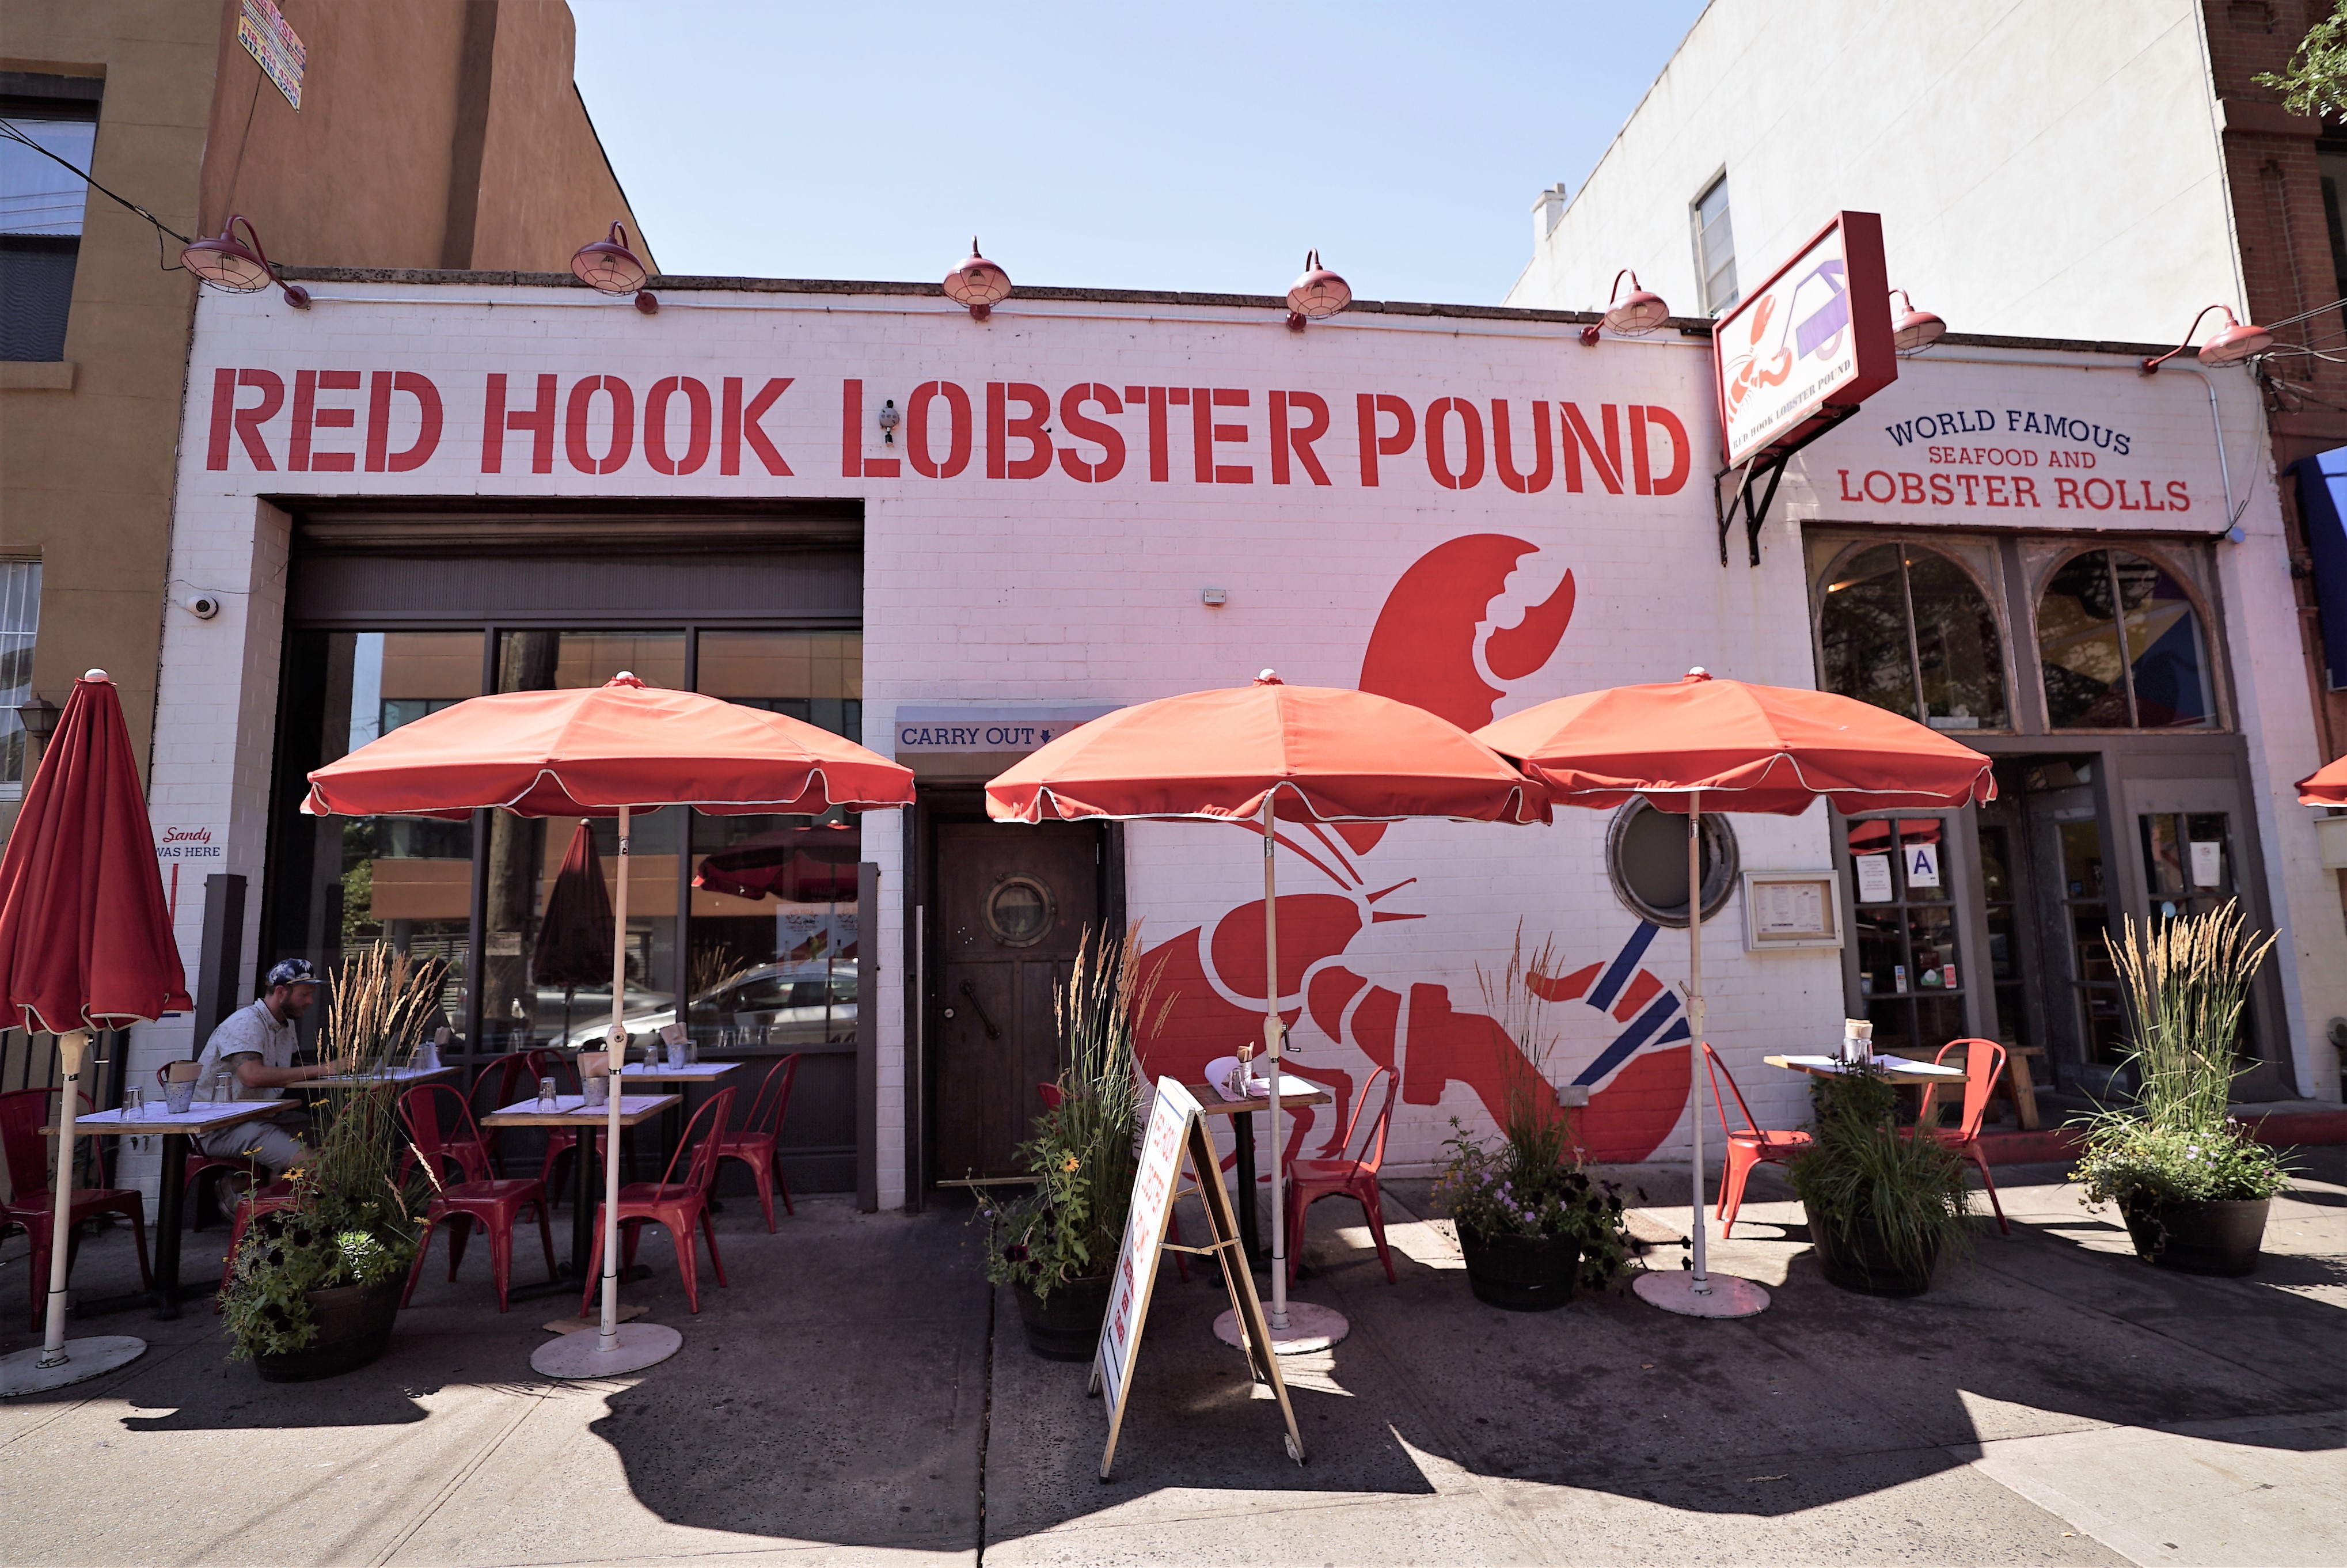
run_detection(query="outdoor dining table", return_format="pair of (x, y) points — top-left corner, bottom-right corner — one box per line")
(612, 1060), (739, 1192)
(1764, 1053), (1969, 1086)
(1186, 1079), (1334, 1269)
(55, 1100), (279, 1320)
(299, 1063), (465, 1091)
(480, 1091), (678, 1290)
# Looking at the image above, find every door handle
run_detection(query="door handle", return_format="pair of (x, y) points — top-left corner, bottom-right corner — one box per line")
(959, 980), (1003, 1040)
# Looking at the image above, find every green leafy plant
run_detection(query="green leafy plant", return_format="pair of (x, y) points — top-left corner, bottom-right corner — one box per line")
(1430, 930), (1635, 1289)
(2073, 902), (2291, 1209)
(2255, 11), (2347, 119)
(221, 944), (440, 1360)
(979, 925), (1170, 1301)
(1788, 1062), (1974, 1281)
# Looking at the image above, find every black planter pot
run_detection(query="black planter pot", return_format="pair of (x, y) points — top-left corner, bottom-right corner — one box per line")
(253, 1279), (403, 1383)
(2121, 1197), (2269, 1277)
(1805, 1205), (1940, 1297)
(1014, 1274), (1111, 1361)
(1459, 1228), (1580, 1312)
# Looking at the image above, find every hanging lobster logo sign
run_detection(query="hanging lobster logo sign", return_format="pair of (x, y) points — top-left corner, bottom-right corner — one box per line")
(1136, 534), (1693, 1166)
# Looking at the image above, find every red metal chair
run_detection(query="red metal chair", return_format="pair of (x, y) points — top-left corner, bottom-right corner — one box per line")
(399, 1079), (496, 1188)
(579, 1087), (736, 1316)
(1281, 1065), (1399, 1288)
(0, 1087), (151, 1330)
(714, 1054), (801, 1231)
(398, 1084), (558, 1312)
(1705, 1043), (1814, 1237)
(1916, 1039), (2012, 1235)
(217, 1179), (299, 1299)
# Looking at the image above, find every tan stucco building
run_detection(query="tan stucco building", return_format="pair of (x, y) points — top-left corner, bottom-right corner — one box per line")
(0, 0), (652, 841)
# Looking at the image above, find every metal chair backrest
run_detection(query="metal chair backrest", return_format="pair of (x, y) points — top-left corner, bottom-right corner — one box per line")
(1342, 1066), (1400, 1173)
(1037, 1081), (1064, 1110)
(1, 1086), (98, 1196)
(1703, 1043), (1766, 1139)
(398, 1082), (489, 1179)
(746, 1054), (801, 1137)
(658, 1087), (737, 1195)
(1927, 1039), (2007, 1140)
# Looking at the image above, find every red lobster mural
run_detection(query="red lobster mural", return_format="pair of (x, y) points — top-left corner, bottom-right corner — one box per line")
(1135, 534), (1692, 1167)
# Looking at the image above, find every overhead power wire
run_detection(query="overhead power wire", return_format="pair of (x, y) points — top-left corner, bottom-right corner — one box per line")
(0, 117), (192, 271)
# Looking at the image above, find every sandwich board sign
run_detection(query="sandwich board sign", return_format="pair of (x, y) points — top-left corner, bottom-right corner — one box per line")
(1091, 1077), (1304, 1478)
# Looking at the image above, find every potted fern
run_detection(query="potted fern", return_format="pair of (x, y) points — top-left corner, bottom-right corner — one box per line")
(2073, 903), (2289, 1276)
(979, 926), (1170, 1360)
(1789, 1063), (1973, 1296)
(222, 944), (441, 1380)
(1432, 933), (1634, 1310)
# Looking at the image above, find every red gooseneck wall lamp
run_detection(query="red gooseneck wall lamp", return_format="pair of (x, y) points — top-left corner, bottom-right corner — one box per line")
(1285, 249), (1351, 331)
(1580, 269), (1669, 345)
(2143, 304), (2272, 372)
(572, 222), (658, 313)
(180, 215), (309, 308)
(1890, 288), (1946, 355)
(943, 238), (1013, 320)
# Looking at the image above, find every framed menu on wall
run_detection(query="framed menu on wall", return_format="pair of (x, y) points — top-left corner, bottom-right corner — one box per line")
(1741, 871), (1844, 951)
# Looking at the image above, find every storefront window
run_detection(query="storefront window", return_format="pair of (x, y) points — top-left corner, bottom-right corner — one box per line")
(266, 631), (481, 1040)
(1605, 796), (1737, 928)
(0, 559), (39, 787)
(687, 631), (863, 1054)
(1819, 544), (2007, 730)
(1846, 817), (1965, 1057)
(2037, 549), (2213, 729)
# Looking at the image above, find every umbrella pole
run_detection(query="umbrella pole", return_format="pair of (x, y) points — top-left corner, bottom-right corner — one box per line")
(532, 804), (683, 1380)
(1263, 797), (1287, 1332)
(1631, 792), (1769, 1319)
(0, 1030), (145, 1395)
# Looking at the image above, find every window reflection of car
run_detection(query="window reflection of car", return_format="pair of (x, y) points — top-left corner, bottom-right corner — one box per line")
(556, 962), (856, 1050)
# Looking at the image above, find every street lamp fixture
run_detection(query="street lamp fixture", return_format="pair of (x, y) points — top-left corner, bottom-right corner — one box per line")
(1285, 249), (1351, 331)
(572, 222), (658, 314)
(2143, 305), (2271, 372)
(1890, 288), (1946, 355)
(943, 237), (1012, 321)
(180, 215), (310, 308)
(1580, 269), (1669, 345)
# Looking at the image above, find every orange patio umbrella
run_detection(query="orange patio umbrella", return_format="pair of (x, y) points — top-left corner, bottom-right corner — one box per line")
(306, 673), (913, 1380)
(2297, 754), (2347, 805)
(0, 670), (190, 1395)
(1478, 667), (1994, 1319)
(989, 671), (1547, 1347)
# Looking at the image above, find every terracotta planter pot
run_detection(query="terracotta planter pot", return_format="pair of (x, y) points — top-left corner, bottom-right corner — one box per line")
(2121, 1197), (2268, 1277)
(1459, 1228), (1580, 1312)
(253, 1278), (403, 1383)
(1014, 1274), (1111, 1361)
(1804, 1205), (1940, 1297)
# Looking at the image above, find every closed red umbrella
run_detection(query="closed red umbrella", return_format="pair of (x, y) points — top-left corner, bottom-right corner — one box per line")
(990, 672), (1546, 1348)
(308, 673), (913, 1380)
(0, 670), (187, 1394)
(1479, 667), (1994, 1319)
(2298, 754), (2347, 805)
(534, 821), (616, 1046)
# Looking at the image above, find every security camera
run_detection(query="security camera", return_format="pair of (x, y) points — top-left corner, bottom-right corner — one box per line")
(184, 593), (221, 620)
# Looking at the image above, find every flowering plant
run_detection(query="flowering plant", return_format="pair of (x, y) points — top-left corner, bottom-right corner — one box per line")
(1428, 931), (1634, 1290)
(2075, 1118), (2289, 1208)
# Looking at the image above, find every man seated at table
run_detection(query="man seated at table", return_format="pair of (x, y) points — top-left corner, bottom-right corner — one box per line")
(195, 958), (336, 1176)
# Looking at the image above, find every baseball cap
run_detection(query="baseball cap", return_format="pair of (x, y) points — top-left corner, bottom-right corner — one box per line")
(265, 958), (317, 989)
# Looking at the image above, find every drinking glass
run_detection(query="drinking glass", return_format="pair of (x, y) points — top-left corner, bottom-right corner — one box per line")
(537, 1075), (557, 1111)
(123, 1087), (146, 1119)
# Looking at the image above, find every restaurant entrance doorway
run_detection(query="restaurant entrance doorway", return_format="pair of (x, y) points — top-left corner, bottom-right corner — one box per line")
(915, 795), (1116, 1188)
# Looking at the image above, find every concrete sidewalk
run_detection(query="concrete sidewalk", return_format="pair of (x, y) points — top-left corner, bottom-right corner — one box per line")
(0, 1154), (2339, 1566)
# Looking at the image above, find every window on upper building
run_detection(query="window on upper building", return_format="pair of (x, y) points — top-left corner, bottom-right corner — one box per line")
(0, 560), (42, 788)
(2037, 548), (2215, 730)
(1, 82), (101, 362)
(1820, 544), (2008, 731)
(1692, 173), (1737, 316)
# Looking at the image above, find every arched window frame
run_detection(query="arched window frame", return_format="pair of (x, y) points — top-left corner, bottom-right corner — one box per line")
(1811, 537), (2016, 732)
(2027, 541), (2227, 732)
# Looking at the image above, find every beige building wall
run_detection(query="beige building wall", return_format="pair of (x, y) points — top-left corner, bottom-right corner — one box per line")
(0, 0), (648, 842)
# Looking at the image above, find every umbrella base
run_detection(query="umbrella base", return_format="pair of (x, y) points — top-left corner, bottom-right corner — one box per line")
(1213, 1300), (1347, 1354)
(0, 1335), (146, 1397)
(530, 1320), (681, 1380)
(1634, 1270), (1771, 1318)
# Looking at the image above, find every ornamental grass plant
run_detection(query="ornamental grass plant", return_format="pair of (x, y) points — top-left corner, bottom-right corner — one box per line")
(981, 925), (1171, 1301)
(1431, 929), (1632, 1289)
(2073, 902), (2290, 1210)
(222, 944), (443, 1360)
(1788, 1062), (1974, 1281)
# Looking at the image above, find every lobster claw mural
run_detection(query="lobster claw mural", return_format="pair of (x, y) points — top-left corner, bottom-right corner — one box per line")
(1137, 534), (1692, 1169)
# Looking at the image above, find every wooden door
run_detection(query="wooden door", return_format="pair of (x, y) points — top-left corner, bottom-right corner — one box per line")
(931, 822), (1100, 1182)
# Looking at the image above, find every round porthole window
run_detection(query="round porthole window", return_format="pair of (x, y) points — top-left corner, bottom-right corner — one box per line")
(1605, 796), (1739, 928)
(983, 874), (1057, 948)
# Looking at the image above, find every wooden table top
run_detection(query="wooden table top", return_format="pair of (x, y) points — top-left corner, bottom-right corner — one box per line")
(59, 1102), (280, 1136)
(1185, 1079), (1336, 1117)
(480, 1093), (678, 1127)
(1764, 1053), (1969, 1086)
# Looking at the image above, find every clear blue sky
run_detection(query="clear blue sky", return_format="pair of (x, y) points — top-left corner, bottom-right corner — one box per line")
(569, 2), (1703, 307)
